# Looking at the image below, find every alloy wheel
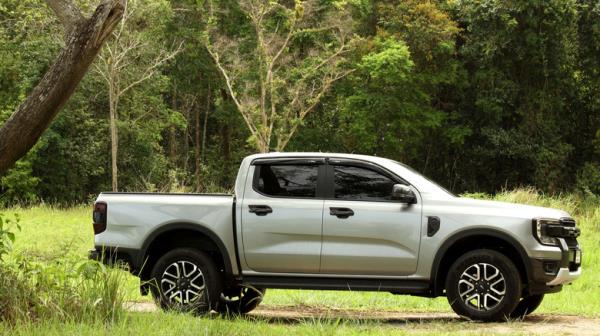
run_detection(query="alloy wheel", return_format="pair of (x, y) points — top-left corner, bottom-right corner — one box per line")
(160, 260), (206, 305)
(458, 262), (506, 311)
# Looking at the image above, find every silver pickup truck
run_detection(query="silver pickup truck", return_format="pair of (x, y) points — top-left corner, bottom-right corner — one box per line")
(89, 152), (582, 321)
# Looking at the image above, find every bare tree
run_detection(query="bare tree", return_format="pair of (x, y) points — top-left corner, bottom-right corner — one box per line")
(0, 0), (125, 174)
(94, 0), (182, 191)
(204, 0), (355, 152)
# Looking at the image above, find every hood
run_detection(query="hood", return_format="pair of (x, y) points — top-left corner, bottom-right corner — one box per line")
(423, 194), (571, 221)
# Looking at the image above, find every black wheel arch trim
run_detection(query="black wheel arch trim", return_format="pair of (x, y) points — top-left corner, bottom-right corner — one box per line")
(430, 228), (532, 296)
(139, 222), (236, 277)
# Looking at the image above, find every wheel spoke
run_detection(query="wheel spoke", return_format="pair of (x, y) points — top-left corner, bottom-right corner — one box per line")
(173, 262), (181, 278)
(163, 270), (179, 280)
(169, 290), (181, 302)
(458, 279), (475, 297)
(490, 284), (506, 296)
(462, 264), (480, 281)
(161, 279), (176, 295)
(465, 293), (481, 309)
(183, 262), (198, 277)
(484, 264), (500, 281)
(484, 293), (502, 310)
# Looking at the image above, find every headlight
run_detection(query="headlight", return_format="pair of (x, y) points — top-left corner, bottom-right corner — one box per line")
(532, 218), (559, 246)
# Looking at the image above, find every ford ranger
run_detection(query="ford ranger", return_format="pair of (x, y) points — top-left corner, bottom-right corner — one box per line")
(89, 152), (582, 321)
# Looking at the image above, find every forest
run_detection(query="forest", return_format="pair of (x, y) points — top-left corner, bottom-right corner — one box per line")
(1, 0), (599, 206)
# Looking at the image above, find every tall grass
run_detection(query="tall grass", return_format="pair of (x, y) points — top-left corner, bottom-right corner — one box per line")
(0, 213), (127, 324)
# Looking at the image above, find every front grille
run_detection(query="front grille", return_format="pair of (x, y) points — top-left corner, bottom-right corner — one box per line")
(565, 237), (579, 248)
(556, 218), (580, 248)
(569, 262), (580, 272)
(560, 217), (576, 227)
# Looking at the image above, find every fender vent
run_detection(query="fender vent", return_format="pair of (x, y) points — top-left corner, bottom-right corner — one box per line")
(427, 216), (440, 237)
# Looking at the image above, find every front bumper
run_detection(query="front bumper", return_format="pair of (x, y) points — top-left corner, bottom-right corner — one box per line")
(529, 237), (581, 292)
(547, 267), (581, 286)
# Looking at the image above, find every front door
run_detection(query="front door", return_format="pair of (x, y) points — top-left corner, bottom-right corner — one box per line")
(321, 162), (422, 276)
(241, 160), (325, 273)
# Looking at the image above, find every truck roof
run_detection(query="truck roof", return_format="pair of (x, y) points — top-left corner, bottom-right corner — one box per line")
(245, 152), (393, 165)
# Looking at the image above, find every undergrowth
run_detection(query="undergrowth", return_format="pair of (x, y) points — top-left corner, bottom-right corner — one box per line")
(0, 213), (126, 324)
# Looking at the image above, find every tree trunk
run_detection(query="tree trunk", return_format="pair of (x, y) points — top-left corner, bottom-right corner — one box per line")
(221, 124), (230, 162)
(201, 92), (209, 164)
(169, 86), (177, 164)
(195, 97), (202, 193)
(0, 0), (125, 174)
(182, 100), (190, 173)
(109, 95), (119, 192)
(195, 85), (210, 193)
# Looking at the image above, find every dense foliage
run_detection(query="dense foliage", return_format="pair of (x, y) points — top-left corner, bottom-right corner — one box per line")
(0, 213), (126, 323)
(0, 0), (598, 205)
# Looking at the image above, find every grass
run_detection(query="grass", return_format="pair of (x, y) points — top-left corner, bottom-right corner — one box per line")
(0, 188), (599, 334)
(0, 311), (513, 336)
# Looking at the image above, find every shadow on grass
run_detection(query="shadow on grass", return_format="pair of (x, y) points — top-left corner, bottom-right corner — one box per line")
(219, 306), (463, 325)
(224, 307), (579, 326)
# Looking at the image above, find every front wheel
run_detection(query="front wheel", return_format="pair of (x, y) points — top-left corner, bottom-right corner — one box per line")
(149, 248), (222, 315)
(446, 249), (522, 322)
(510, 294), (544, 318)
(217, 285), (266, 315)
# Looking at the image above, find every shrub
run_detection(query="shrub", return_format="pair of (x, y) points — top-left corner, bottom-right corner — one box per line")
(0, 213), (126, 324)
(577, 162), (600, 196)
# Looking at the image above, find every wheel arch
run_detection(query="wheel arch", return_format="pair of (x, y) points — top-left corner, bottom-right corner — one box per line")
(138, 222), (234, 284)
(431, 229), (532, 296)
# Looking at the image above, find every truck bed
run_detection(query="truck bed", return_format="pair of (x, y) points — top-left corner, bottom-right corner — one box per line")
(94, 192), (237, 273)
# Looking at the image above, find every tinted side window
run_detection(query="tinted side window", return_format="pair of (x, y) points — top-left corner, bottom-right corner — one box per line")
(256, 165), (318, 198)
(333, 165), (395, 201)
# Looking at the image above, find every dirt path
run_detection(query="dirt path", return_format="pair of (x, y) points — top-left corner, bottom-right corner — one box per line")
(126, 302), (600, 335)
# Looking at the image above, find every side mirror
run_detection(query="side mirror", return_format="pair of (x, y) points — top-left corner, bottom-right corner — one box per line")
(392, 184), (417, 204)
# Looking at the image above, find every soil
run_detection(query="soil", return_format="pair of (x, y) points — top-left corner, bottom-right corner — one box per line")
(126, 302), (600, 335)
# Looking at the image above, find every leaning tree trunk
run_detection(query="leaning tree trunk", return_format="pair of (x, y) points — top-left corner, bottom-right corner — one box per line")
(0, 0), (125, 174)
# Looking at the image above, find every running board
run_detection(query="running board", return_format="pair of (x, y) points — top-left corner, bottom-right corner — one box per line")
(243, 276), (431, 294)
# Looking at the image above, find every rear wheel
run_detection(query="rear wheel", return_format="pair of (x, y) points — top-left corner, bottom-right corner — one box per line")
(150, 248), (222, 314)
(217, 285), (266, 315)
(510, 294), (544, 318)
(446, 249), (521, 322)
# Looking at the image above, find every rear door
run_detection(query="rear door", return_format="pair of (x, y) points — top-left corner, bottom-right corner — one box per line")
(320, 160), (422, 276)
(240, 158), (325, 273)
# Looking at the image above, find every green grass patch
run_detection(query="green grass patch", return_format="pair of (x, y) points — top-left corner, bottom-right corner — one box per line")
(0, 311), (527, 336)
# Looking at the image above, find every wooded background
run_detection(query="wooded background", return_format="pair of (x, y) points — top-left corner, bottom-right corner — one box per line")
(0, 0), (598, 205)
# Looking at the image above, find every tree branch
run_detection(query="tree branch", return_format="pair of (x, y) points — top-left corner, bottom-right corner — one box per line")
(0, 0), (125, 174)
(278, 69), (354, 151)
(206, 47), (261, 139)
(119, 42), (183, 96)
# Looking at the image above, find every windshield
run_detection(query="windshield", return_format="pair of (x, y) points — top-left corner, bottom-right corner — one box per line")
(386, 159), (456, 197)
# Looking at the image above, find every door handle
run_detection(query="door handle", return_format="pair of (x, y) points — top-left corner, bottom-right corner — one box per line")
(249, 205), (273, 216)
(330, 207), (354, 219)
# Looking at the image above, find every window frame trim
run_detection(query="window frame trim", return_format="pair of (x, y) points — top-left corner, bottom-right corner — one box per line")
(325, 159), (415, 203)
(251, 159), (327, 200)
(248, 156), (418, 203)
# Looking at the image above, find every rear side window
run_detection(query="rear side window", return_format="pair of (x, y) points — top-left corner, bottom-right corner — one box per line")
(255, 165), (318, 198)
(333, 165), (396, 201)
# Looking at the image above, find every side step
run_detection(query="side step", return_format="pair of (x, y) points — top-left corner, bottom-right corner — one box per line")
(243, 276), (431, 295)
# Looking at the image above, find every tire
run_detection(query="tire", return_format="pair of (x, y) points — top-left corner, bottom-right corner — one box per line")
(149, 248), (222, 315)
(446, 249), (522, 322)
(217, 285), (266, 315)
(510, 294), (544, 318)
